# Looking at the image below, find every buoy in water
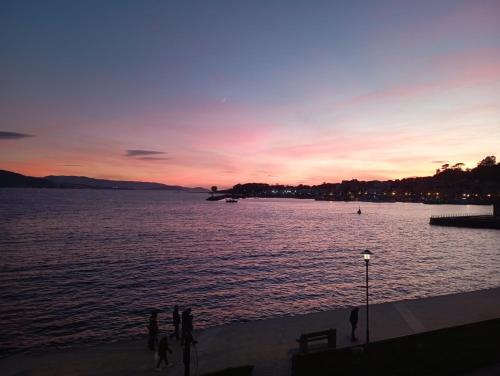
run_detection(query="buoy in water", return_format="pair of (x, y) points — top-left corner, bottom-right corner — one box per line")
(357, 207), (362, 215)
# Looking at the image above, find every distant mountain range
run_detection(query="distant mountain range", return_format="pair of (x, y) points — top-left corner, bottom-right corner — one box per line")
(0, 170), (208, 192)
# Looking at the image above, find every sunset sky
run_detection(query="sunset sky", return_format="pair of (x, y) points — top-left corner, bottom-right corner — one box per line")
(1, 0), (499, 188)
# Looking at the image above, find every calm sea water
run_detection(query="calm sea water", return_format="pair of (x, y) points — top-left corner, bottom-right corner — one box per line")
(1, 189), (499, 355)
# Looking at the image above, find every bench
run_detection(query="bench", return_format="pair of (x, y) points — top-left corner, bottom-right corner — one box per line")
(296, 329), (336, 353)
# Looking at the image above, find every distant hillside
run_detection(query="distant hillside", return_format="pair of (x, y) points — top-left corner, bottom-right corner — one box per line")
(44, 175), (208, 191)
(0, 170), (56, 188)
(0, 170), (208, 192)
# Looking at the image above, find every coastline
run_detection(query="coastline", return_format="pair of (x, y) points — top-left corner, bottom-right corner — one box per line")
(2, 287), (500, 375)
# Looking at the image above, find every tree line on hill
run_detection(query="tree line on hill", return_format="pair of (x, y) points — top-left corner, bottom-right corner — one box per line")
(228, 156), (500, 204)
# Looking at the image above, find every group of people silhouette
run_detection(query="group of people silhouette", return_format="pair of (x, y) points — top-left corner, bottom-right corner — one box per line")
(147, 305), (360, 373)
(148, 305), (196, 374)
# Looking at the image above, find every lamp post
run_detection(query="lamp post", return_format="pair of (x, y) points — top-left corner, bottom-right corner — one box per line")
(361, 250), (373, 345)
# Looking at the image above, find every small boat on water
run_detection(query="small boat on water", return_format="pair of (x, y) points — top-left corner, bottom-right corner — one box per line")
(357, 207), (362, 215)
(226, 198), (238, 203)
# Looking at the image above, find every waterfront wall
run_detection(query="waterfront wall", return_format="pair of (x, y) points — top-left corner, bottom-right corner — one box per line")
(292, 318), (500, 376)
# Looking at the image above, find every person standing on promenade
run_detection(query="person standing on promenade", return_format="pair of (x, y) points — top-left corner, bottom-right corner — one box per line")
(350, 307), (359, 341)
(156, 335), (173, 369)
(186, 308), (193, 336)
(183, 331), (197, 376)
(181, 308), (192, 343)
(181, 308), (188, 343)
(148, 310), (159, 350)
(172, 305), (181, 340)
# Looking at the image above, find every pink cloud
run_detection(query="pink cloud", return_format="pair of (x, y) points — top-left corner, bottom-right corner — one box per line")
(431, 1), (500, 36)
(268, 131), (421, 159)
(328, 50), (500, 113)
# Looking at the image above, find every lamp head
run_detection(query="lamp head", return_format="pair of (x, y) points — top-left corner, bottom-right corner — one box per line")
(362, 250), (373, 261)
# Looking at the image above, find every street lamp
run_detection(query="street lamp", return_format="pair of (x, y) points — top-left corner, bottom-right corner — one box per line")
(361, 250), (373, 345)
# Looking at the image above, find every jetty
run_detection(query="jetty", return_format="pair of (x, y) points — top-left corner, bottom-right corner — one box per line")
(206, 194), (244, 201)
(206, 194), (230, 201)
(1, 288), (500, 375)
(430, 200), (500, 229)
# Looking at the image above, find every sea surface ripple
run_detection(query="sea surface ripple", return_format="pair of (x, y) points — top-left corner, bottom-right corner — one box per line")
(0, 189), (499, 355)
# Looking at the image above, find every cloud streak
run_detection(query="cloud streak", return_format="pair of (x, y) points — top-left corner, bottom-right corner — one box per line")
(125, 149), (166, 157)
(0, 131), (34, 140)
(137, 157), (170, 161)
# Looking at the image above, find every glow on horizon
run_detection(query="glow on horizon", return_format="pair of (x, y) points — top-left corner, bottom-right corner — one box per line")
(1, 1), (499, 188)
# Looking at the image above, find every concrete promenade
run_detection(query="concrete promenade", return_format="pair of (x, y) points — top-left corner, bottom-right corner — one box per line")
(1, 287), (500, 375)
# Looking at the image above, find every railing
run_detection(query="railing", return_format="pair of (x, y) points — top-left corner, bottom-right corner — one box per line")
(430, 214), (487, 219)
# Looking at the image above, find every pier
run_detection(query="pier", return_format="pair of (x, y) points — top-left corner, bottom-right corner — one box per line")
(430, 214), (500, 229)
(430, 200), (500, 229)
(1, 287), (500, 375)
(206, 194), (244, 201)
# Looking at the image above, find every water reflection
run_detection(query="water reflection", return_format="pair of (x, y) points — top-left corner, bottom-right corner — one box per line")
(0, 189), (498, 354)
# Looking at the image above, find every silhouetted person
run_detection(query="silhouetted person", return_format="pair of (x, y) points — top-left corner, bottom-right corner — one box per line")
(350, 307), (359, 341)
(186, 308), (193, 335)
(181, 308), (192, 342)
(172, 305), (181, 340)
(156, 335), (173, 369)
(148, 311), (159, 350)
(183, 331), (197, 376)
